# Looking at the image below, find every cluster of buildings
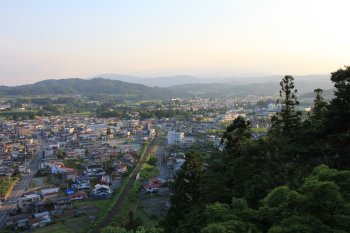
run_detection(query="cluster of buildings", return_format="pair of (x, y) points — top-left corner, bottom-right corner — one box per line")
(0, 116), (159, 230)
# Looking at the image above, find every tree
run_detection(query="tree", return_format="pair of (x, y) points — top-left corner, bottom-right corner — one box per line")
(324, 66), (350, 168)
(268, 215), (334, 233)
(326, 66), (350, 133)
(260, 165), (350, 232)
(271, 75), (301, 136)
(125, 211), (143, 232)
(201, 223), (227, 233)
(12, 166), (20, 177)
(311, 88), (327, 122)
(164, 151), (204, 232)
(148, 156), (158, 166)
(57, 149), (66, 160)
(221, 116), (251, 154)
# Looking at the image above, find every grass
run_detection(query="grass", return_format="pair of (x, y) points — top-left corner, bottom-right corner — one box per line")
(251, 127), (268, 133)
(63, 159), (84, 172)
(135, 203), (159, 227)
(107, 180), (142, 227)
(0, 177), (18, 197)
(74, 199), (111, 219)
(29, 177), (50, 189)
(34, 223), (75, 233)
(139, 162), (160, 180)
(64, 216), (93, 232)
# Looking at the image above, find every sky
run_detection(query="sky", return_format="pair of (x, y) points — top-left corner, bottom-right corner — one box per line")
(1, 0), (350, 86)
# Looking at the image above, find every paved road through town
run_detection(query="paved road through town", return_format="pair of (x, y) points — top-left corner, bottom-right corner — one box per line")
(0, 140), (44, 228)
(155, 145), (175, 181)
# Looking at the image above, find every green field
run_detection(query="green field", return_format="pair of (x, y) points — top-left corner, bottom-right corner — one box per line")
(251, 127), (268, 133)
(34, 223), (75, 233)
(63, 159), (84, 172)
(0, 177), (18, 197)
(139, 160), (160, 180)
(29, 177), (50, 189)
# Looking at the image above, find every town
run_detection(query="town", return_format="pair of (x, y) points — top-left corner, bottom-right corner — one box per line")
(0, 94), (315, 232)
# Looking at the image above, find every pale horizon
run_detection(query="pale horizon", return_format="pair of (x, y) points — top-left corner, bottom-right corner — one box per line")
(1, 0), (349, 86)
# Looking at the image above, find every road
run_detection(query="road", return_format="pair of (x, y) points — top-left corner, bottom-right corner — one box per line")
(0, 140), (44, 228)
(94, 140), (157, 232)
(155, 145), (175, 181)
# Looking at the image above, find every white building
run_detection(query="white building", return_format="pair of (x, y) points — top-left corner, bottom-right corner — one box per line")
(167, 131), (184, 145)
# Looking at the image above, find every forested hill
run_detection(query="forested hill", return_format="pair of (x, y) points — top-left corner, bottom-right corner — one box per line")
(161, 67), (350, 233)
(0, 78), (172, 99)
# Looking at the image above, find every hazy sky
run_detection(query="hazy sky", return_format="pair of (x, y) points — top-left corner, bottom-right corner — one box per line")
(1, 0), (350, 86)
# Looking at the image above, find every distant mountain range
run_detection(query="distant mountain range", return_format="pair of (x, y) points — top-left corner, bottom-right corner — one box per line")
(0, 78), (172, 99)
(91, 73), (333, 90)
(0, 74), (334, 99)
(90, 74), (203, 87)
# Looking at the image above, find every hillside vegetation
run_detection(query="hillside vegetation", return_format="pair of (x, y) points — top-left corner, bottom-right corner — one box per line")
(100, 67), (350, 233)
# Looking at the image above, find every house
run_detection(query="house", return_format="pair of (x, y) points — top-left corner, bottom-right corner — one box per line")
(167, 153), (186, 171)
(50, 196), (71, 209)
(30, 211), (51, 229)
(31, 201), (47, 214)
(62, 171), (77, 181)
(40, 187), (59, 200)
(17, 194), (41, 213)
(5, 213), (31, 228)
(84, 164), (106, 177)
(181, 136), (196, 147)
(72, 175), (90, 191)
(69, 191), (88, 201)
(100, 174), (111, 184)
(114, 164), (128, 175)
(43, 162), (77, 174)
(143, 178), (165, 193)
(91, 184), (111, 199)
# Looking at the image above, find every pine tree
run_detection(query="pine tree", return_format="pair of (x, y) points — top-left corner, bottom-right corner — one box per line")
(311, 88), (327, 122)
(271, 75), (301, 136)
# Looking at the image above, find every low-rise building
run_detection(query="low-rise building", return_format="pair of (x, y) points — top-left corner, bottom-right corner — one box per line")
(72, 175), (90, 191)
(91, 184), (111, 199)
(17, 194), (41, 213)
(40, 187), (59, 200)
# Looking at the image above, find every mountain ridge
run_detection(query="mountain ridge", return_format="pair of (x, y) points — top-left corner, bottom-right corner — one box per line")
(0, 75), (333, 98)
(0, 78), (172, 99)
